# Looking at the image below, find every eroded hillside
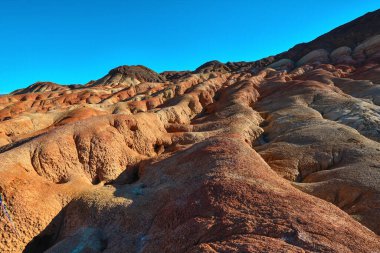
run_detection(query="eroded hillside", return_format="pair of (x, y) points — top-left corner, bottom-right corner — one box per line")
(1, 9), (380, 253)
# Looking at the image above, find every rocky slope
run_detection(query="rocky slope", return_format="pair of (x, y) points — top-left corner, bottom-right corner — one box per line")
(1, 9), (380, 253)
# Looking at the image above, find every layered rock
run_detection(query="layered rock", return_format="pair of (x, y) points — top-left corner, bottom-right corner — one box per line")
(91, 65), (166, 88)
(11, 82), (70, 95)
(0, 9), (380, 253)
(194, 60), (231, 74)
(276, 9), (380, 62)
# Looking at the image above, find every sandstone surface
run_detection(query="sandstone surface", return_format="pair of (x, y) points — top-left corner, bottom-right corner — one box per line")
(1, 9), (380, 253)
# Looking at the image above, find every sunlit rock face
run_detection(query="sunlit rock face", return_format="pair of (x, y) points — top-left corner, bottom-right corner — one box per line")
(1, 9), (380, 253)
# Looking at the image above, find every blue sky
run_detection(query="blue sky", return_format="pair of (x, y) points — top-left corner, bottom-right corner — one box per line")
(0, 1), (378, 93)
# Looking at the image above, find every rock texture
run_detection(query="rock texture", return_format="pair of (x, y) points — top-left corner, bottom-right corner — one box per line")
(276, 9), (380, 62)
(1, 9), (380, 253)
(194, 60), (231, 74)
(11, 82), (70, 95)
(91, 65), (166, 88)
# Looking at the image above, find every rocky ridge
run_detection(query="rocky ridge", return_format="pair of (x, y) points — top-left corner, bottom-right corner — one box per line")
(0, 9), (380, 253)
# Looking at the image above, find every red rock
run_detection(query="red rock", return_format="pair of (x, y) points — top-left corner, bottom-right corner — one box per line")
(1, 10), (380, 253)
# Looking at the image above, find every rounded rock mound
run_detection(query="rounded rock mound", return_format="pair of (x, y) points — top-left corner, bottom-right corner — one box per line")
(91, 65), (165, 88)
(194, 60), (231, 74)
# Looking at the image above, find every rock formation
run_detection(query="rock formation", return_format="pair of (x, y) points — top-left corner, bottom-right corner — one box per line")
(11, 82), (70, 95)
(90, 65), (166, 88)
(0, 9), (380, 253)
(194, 60), (231, 74)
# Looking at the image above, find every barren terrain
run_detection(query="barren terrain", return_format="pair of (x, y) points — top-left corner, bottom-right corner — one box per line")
(1, 9), (380, 253)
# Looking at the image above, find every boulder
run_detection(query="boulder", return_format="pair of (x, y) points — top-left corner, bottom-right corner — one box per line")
(267, 59), (294, 71)
(353, 35), (380, 61)
(296, 49), (330, 66)
(330, 46), (355, 64)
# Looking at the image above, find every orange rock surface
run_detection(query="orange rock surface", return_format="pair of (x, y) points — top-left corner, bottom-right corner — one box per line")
(1, 9), (380, 253)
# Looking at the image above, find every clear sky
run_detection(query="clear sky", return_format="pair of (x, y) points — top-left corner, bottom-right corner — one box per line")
(0, 1), (378, 93)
